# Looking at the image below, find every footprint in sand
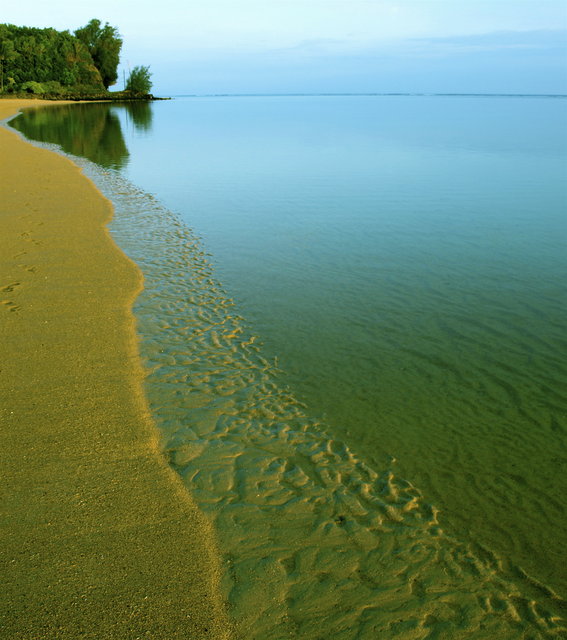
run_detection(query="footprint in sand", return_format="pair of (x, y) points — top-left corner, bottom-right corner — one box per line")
(1, 300), (20, 313)
(20, 231), (42, 246)
(19, 264), (37, 274)
(0, 282), (20, 294)
(21, 213), (45, 228)
(1, 284), (21, 313)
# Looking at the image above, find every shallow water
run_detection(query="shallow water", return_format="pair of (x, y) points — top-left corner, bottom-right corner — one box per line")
(11, 95), (567, 637)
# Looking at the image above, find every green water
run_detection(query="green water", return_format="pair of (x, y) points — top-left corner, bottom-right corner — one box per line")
(11, 96), (567, 638)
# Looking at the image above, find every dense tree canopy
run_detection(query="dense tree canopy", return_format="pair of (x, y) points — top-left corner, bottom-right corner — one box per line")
(0, 23), (104, 93)
(0, 19), (132, 96)
(74, 19), (122, 89)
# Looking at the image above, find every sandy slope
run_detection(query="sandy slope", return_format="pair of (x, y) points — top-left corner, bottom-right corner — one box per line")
(0, 100), (231, 639)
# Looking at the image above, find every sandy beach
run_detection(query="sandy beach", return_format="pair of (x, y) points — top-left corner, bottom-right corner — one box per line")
(0, 100), (231, 639)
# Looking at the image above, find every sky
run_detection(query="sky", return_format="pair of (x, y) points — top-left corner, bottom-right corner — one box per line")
(4, 1), (567, 94)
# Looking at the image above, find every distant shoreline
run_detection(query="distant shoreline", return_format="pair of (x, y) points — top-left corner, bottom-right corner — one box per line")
(2, 91), (563, 103)
(0, 92), (168, 102)
(174, 91), (567, 98)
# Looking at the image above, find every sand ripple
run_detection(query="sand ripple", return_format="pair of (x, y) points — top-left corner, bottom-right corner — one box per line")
(27, 144), (566, 638)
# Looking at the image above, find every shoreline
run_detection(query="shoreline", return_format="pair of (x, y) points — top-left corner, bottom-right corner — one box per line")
(0, 100), (231, 638)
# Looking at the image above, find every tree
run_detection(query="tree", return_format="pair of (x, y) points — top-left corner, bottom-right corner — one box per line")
(0, 37), (16, 92)
(0, 25), (18, 93)
(0, 23), (104, 92)
(74, 19), (122, 88)
(126, 65), (152, 94)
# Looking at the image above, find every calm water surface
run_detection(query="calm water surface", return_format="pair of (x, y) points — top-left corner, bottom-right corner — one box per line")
(12, 95), (567, 637)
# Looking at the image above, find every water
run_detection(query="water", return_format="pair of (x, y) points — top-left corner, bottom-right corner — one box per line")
(11, 95), (567, 638)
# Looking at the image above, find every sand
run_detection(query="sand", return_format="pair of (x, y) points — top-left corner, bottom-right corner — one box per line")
(0, 100), (232, 639)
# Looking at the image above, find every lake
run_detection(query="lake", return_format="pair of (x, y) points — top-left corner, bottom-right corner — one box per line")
(12, 94), (567, 638)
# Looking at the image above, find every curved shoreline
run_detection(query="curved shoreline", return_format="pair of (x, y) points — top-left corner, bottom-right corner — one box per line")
(44, 104), (566, 638)
(0, 100), (231, 639)
(4, 99), (566, 639)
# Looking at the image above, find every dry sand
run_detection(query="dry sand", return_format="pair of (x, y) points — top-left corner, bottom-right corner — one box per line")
(0, 100), (232, 639)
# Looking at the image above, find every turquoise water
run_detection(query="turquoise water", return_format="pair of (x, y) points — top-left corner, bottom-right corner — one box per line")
(12, 96), (567, 637)
(122, 94), (567, 589)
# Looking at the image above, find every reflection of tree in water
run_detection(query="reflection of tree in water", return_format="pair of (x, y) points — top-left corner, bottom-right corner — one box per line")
(124, 101), (153, 132)
(12, 103), (130, 170)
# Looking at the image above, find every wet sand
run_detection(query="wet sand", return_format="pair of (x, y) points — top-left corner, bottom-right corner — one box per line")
(0, 100), (231, 639)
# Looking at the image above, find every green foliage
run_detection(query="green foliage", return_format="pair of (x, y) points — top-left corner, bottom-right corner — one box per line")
(74, 19), (122, 89)
(0, 29), (17, 92)
(21, 81), (45, 94)
(0, 23), (103, 93)
(126, 65), (153, 95)
(20, 80), (67, 95)
(0, 20), (154, 98)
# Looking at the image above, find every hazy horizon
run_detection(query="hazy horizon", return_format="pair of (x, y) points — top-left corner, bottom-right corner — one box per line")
(4, 2), (567, 95)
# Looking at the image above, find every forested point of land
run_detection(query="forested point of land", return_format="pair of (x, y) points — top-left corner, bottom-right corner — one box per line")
(0, 20), (153, 99)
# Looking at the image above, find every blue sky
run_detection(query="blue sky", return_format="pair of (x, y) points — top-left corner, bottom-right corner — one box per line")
(4, 1), (567, 94)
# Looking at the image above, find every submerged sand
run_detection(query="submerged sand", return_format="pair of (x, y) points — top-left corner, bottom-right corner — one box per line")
(0, 100), (231, 639)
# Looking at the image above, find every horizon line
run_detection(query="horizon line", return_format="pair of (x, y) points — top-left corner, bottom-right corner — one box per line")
(170, 92), (567, 99)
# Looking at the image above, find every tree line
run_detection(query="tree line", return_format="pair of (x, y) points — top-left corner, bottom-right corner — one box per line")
(0, 19), (152, 97)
